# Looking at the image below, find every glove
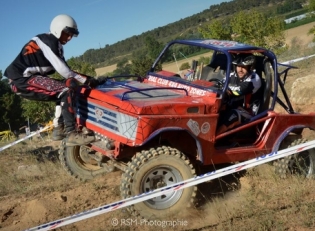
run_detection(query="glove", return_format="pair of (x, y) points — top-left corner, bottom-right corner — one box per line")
(85, 76), (98, 88)
(65, 78), (78, 89)
(97, 76), (108, 85)
(85, 76), (108, 89)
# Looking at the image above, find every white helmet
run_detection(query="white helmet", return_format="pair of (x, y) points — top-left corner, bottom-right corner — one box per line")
(50, 14), (79, 39)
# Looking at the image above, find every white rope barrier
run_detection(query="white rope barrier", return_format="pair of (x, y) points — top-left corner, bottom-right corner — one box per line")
(0, 125), (53, 152)
(280, 53), (315, 65)
(24, 139), (315, 231)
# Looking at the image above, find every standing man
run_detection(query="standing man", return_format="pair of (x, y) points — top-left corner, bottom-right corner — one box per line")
(4, 14), (105, 146)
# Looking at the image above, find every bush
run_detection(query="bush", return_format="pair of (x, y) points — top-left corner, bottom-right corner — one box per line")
(198, 56), (210, 65)
(180, 62), (190, 70)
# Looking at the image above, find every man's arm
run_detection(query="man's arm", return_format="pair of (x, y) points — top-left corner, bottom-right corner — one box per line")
(32, 36), (87, 84)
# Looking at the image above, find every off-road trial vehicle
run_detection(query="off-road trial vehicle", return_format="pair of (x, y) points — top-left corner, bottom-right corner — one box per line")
(59, 39), (315, 218)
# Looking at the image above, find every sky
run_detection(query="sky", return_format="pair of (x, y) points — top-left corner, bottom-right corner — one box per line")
(0, 0), (228, 73)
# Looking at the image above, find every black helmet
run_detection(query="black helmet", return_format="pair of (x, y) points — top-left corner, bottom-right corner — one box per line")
(232, 54), (255, 67)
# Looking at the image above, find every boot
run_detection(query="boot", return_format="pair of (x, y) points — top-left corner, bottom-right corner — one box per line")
(65, 130), (95, 147)
(52, 124), (65, 141)
(82, 126), (93, 135)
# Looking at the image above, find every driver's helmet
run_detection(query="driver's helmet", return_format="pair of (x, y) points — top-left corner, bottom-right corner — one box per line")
(232, 54), (255, 70)
(50, 14), (79, 39)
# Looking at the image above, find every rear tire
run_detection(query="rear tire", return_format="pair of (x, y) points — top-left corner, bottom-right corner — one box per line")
(274, 139), (315, 179)
(59, 139), (103, 180)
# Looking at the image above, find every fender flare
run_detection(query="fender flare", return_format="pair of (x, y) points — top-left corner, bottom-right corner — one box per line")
(272, 125), (313, 153)
(141, 126), (204, 163)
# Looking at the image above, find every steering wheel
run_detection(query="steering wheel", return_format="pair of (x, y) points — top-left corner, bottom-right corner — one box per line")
(209, 78), (234, 92)
(209, 78), (234, 106)
(209, 78), (224, 90)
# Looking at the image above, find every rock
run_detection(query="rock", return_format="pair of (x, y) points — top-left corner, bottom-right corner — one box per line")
(291, 75), (315, 105)
(13, 220), (20, 225)
(60, 195), (67, 202)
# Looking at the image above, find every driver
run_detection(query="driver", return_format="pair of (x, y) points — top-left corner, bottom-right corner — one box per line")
(216, 53), (262, 134)
(4, 14), (106, 146)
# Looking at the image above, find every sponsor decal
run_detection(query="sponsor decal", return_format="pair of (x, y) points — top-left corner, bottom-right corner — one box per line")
(201, 122), (210, 134)
(187, 119), (200, 136)
(201, 39), (240, 47)
(147, 76), (207, 96)
(95, 108), (104, 121)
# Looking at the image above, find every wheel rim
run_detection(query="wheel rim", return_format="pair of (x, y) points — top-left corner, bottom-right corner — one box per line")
(141, 165), (183, 210)
(73, 146), (102, 171)
(290, 150), (313, 177)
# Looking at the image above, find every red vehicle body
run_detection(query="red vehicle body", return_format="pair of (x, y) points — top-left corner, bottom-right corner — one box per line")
(59, 39), (315, 218)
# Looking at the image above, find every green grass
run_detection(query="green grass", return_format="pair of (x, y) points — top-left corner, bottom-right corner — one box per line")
(285, 16), (315, 30)
(284, 8), (308, 19)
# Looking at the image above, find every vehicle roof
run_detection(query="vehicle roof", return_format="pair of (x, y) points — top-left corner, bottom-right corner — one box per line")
(169, 39), (272, 54)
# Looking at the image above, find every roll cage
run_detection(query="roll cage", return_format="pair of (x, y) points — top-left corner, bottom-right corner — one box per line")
(149, 39), (298, 116)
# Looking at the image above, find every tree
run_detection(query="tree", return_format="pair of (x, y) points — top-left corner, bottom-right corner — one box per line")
(198, 56), (211, 66)
(1, 92), (24, 130)
(0, 80), (24, 131)
(67, 58), (96, 77)
(180, 62), (190, 71)
(262, 15), (287, 53)
(144, 36), (164, 60)
(308, 0), (315, 41)
(199, 9), (286, 53)
(277, 0), (303, 14)
(112, 58), (132, 76)
(21, 100), (54, 124)
(310, 0), (315, 11)
(198, 19), (232, 40)
(231, 10), (285, 52)
(131, 57), (162, 77)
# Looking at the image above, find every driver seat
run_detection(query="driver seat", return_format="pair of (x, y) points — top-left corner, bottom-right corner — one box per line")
(199, 53), (228, 81)
(249, 56), (273, 117)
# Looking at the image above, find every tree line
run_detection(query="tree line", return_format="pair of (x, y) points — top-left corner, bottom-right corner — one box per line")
(74, 0), (307, 67)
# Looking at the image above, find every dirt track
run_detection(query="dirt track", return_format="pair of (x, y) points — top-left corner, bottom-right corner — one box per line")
(285, 21), (315, 46)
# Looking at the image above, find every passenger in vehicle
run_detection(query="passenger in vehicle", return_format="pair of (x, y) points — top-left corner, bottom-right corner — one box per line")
(216, 54), (262, 134)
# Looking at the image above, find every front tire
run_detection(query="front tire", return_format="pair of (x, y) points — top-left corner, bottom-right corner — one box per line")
(120, 146), (197, 219)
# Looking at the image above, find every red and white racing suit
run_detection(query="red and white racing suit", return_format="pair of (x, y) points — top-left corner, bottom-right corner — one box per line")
(4, 33), (88, 132)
